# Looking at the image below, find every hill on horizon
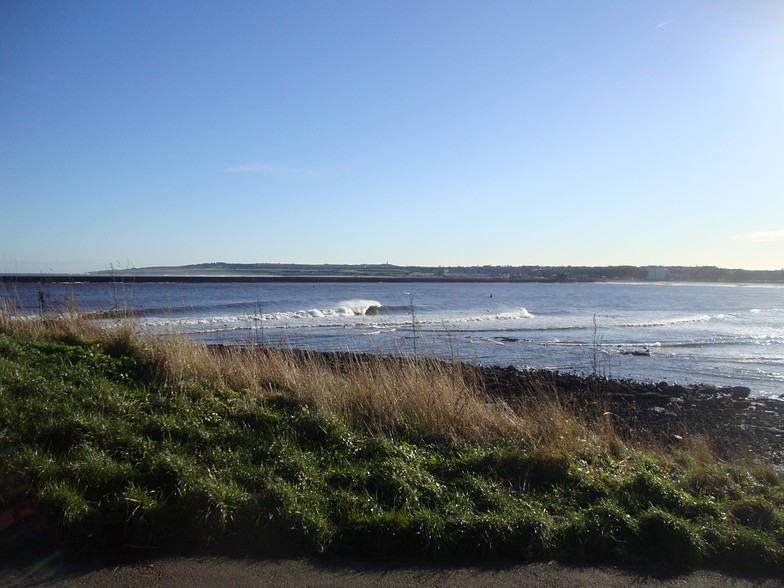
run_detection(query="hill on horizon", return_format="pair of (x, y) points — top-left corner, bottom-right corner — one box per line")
(87, 262), (784, 283)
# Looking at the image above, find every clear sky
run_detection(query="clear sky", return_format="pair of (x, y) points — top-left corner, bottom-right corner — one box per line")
(2, 1), (783, 273)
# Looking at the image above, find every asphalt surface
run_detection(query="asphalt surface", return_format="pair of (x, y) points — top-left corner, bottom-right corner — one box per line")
(3, 557), (783, 588)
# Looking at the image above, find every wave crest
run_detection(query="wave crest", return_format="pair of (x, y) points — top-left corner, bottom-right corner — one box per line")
(335, 299), (383, 316)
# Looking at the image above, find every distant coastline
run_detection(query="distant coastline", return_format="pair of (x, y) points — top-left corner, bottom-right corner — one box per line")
(1, 274), (568, 284)
(2, 262), (783, 284)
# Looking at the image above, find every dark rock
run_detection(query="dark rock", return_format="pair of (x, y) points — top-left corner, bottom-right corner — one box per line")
(621, 349), (652, 356)
(729, 386), (751, 400)
(635, 392), (671, 406)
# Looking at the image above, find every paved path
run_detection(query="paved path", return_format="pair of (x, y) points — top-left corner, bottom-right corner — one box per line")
(3, 557), (782, 588)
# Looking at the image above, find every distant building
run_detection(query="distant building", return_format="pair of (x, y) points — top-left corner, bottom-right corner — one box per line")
(646, 266), (670, 281)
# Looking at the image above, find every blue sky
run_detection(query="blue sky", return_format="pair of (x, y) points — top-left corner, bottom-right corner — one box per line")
(2, 1), (783, 273)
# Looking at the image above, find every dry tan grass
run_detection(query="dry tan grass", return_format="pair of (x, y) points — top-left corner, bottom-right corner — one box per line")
(154, 337), (527, 443)
(1, 309), (629, 453)
(0, 300), (97, 340)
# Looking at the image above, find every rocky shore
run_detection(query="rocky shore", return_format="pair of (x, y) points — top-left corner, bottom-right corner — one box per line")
(471, 364), (784, 465)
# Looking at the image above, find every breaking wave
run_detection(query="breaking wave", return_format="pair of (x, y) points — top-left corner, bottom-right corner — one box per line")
(245, 299), (385, 321)
(335, 299), (384, 316)
(137, 304), (537, 333)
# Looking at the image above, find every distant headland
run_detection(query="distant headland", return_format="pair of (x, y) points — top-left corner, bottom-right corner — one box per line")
(2, 263), (783, 284)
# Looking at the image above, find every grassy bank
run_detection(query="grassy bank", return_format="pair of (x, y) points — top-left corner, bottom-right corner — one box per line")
(1, 312), (783, 572)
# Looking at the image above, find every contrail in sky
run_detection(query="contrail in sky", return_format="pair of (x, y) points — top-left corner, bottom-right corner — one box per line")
(655, 20), (672, 29)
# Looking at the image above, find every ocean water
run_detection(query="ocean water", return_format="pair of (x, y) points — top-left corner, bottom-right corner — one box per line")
(6, 280), (784, 398)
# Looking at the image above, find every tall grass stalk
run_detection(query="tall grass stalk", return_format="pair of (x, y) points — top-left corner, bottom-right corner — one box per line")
(408, 292), (418, 359)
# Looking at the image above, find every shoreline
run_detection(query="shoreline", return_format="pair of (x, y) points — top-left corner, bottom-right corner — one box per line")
(0, 274), (784, 287)
(475, 362), (784, 465)
(3, 274), (784, 285)
(0, 274), (585, 284)
(4, 279), (782, 401)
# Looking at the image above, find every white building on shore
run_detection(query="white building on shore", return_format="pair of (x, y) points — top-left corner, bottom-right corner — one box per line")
(646, 266), (670, 281)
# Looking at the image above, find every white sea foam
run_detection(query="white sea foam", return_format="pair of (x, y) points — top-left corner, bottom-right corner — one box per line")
(335, 299), (383, 315)
(153, 304), (536, 330)
(454, 308), (535, 323)
(618, 315), (712, 328)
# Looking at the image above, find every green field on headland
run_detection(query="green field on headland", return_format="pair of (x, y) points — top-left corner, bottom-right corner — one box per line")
(2, 311), (784, 573)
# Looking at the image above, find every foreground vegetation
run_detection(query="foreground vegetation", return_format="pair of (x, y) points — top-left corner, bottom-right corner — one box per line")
(1, 312), (783, 572)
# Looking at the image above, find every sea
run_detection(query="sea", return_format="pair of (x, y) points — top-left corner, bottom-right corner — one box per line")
(5, 280), (784, 399)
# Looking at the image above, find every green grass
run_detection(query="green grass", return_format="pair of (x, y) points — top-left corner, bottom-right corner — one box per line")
(1, 318), (783, 572)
